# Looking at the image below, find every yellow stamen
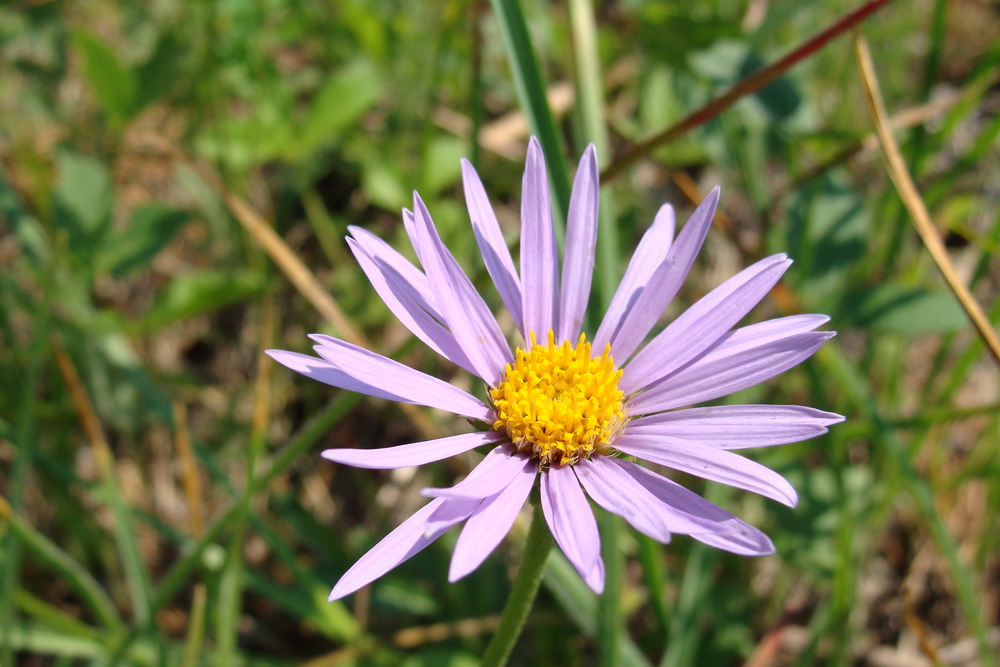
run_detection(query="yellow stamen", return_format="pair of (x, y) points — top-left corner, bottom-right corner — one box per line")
(491, 330), (626, 466)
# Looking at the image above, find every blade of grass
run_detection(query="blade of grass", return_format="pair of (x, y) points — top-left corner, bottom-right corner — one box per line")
(107, 393), (358, 661)
(542, 553), (650, 667)
(601, 0), (898, 182)
(854, 35), (1000, 366)
(216, 297), (275, 662)
(14, 590), (102, 643)
(0, 276), (51, 666)
(490, 0), (571, 231)
(180, 584), (207, 667)
(818, 341), (996, 667)
(0, 495), (124, 636)
(52, 339), (155, 629)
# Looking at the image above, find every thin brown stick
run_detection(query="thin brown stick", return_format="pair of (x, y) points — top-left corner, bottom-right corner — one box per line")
(52, 339), (115, 477)
(187, 160), (365, 347)
(147, 141), (444, 439)
(854, 35), (1000, 366)
(601, 0), (897, 182)
(172, 402), (204, 537)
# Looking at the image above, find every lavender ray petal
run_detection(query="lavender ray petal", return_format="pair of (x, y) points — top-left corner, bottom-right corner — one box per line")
(627, 405), (845, 449)
(574, 458), (671, 542)
(622, 254), (791, 394)
(321, 431), (506, 470)
(520, 137), (559, 341)
(422, 449), (530, 500)
(541, 466), (603, 592)
(266, 349), (411, 403)
(594, 204), (675, 350)
(462, 159), (524, 332)
(629, 331), (835, 414)
(584, 559), (605, 594)
(303, 336), (492, 420)
(448, 459), (536, 581)
(328, 498), (447, 600)
(615, 434), (798, 506)
(348, 225), (441, 320)
(612, 459), (774, 555)
(604, 187), (720, 362)
(557, 145), (599, 343)
(347, 238), (476, 375)
(688, 314), (830, 367)
(411, 194), (512, 385)
(424, 496), (483, 538)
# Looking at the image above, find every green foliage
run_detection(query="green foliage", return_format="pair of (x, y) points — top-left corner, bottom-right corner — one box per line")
(1, 0), (997, 665)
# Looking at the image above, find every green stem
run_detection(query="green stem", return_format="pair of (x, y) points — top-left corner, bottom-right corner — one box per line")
(481, 503), (554, 667)
(490, 0), (571, 231)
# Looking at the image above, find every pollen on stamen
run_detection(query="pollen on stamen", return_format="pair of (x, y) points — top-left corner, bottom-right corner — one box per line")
(490, 330), (626, 466)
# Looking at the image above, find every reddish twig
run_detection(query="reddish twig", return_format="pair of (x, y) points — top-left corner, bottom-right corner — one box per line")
(601, 0), (897, 182)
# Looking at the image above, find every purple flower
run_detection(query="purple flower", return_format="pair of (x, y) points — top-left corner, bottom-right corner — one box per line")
(268, 138), (842, 599)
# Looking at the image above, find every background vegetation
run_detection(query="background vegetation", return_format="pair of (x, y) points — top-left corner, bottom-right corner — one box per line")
(1, 0), (998, 664)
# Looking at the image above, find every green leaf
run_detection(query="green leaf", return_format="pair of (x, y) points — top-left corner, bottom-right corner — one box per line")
(97, 204), (190, 276)
(140, 270), (267, 330)
(289, 60), (384, 159)
(420, 136), (465, 195)
(837, 285), (968, 335)
(72, 31), (137, 125)
(52, 150), (113, 258)
(133, 32), (188, 111)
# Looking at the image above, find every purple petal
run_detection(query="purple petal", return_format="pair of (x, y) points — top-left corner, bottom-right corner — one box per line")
(321, 431), (506, 469)
(266, 349), (409, 403)
(329, 498), (450, 600)
(557, 145), (599, 343)
(628, 331), (835, 414)
(302, 336), (491, 420)
(601, 187), (720, 362)
(420, 448), (517, 535)
(520, 137), (559, 341)
(611, 459), (774, 555)
(627, 405), (844, 449)
(462, 159), (523, 332)
(594, 204), (675, 350)
(584, 560), (605, 593)
(424, 496), (483, 538)
(574, 458), (671, 542)
(411, 194), (512, 385)
(691, 314), (830, 366)
(448, 458), (536, 581)
(348, 225), (442, 321)
(622, 254), (792, 394)
(541, 466), (603, 593)
(422, 449), (530, 500)
(615, 434), (798, 506)
(347, 238), (476, 374)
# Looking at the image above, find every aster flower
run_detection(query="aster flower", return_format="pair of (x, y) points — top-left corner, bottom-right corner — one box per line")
(267, 138), (842, 599)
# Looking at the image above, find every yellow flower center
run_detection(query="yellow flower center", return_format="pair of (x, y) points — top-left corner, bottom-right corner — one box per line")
(490, 330), (626, 466)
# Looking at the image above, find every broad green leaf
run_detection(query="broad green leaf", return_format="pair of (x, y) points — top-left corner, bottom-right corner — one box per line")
(133, 32), (188, 111)
(73, 31), (137, 125)
(289, 60), (384, 159)
(420, 136), (465, 195)
(837, 285), (968, 335)
(362, 159), (409, 211)
(96, 204), (190, 276)
(52, 150), (113, 257)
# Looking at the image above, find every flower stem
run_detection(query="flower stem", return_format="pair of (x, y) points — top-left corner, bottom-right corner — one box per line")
(481, 502), (554, 667)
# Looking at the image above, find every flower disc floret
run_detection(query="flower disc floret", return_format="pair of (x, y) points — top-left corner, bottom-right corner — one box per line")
(491, 331), (626, 466)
